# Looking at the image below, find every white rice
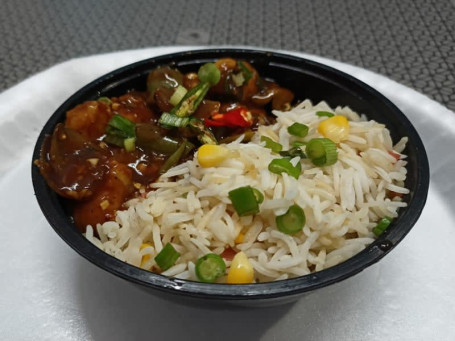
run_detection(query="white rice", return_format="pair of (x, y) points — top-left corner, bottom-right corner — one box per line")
(85, 100), (408, 283)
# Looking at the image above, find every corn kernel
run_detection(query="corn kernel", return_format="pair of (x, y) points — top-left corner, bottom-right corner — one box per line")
(317, 115), (350, 143)
(197, 144), (231, 168)
(227, 251), (254, 284)
(234, 232), (245, 244)
(140, 243), (152, 268)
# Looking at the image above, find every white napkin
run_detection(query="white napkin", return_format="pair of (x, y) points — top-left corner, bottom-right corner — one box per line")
(1, 46), (454, 340)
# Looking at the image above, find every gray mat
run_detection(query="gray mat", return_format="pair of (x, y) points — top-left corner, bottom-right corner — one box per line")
(1, 0), (454, 110)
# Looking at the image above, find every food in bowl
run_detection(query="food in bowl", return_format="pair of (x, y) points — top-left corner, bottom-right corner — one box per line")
(34, 57), (409, 284)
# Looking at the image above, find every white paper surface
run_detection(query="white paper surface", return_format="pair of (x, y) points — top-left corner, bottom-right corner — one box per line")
(1, 46), (454, 341)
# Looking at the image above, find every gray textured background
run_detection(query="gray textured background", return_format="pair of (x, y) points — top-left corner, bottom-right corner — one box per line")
(1, 0), (454, 110)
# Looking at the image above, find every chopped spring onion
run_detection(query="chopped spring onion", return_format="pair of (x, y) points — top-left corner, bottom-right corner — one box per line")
(287, 122), (309, 137)
(238, 61), (252, 83)
(154, 243), (180, 271)
(195, 253), (226, 283)
(170, 82), (210, 118)
(261, 136), (283, 153)
(123, 137), (136, 152)
(159, 139), (193, 174)
(159, 112), (190, 127)
(306, 138), (338, 167)
(373, 217), (392, 236)
(169, 85), (188, 106)
(228, 186), (261, 216)
(97, 97), (112, 105)
(104, 114), (136, 149)
(279, 147), (306, 159)
(198, 63), (221, 86)
(276, 204), (306, 235)
(268, 158), (302, 179)
(292, 141), (307, 147)
(316, 111), (335, 118)
(252, 188), (264, 204)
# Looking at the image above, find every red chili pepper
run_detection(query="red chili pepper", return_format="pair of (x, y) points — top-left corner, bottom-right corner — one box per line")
(204, 107), (253, 128)
(221, 247), (237, 261)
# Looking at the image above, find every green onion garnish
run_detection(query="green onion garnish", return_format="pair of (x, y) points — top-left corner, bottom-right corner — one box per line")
(228, 186), (261, 216)
(261, 136), (283, 153)
(316, 111), (335, 118)
(306, 138), (338, 167)
(123, 137), (136, 152)
(198, 63), (221, 86)
(238, 61), (252, 83)
(97, 97), (112, 105)
(195, 253), (226, 283)
(159, 112), (191, 127)
(268, 158), (302, 179)
(169, 85), (188, 107)
(154, 243), (180, 271)
(279, 147), (306, 159)
(104, 114), (136, 150)
(292, 141), (307, 147)
(276, 204), (306, 235)
(287, 123), (309, 137)
(373, 217), (392, 236)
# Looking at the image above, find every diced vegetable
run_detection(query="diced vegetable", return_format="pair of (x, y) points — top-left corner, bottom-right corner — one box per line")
(104, 114), (136, 149)
(317, 115), (350, 143)
(204, 107), (253, 128)
(261, 136), (283, 153)
(268, 158), (302, 179)
(228, 186), (261, 216)
(227, 251), (254, 284)
(169, 85), (188, 106)
(373, 217), (392, 236)
(197, 144), (230, 168)
(170, 82), (210, 118)
(195, 253), (226, 283)
(154, 243), (180, 271)
(292, 141), (307, 147)
(306, 138), (338, 167)
(276, 204), (306, 235)
(197, 63), (221, 86)
(287, 122), (309, 137)
(136, 123), (185, 154)
(316, 111), (335, 118)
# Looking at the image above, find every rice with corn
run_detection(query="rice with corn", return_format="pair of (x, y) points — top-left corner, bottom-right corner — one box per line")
(85, 100), (409, 282)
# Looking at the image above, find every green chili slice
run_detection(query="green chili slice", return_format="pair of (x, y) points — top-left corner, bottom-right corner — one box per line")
(316, 111), (335, 118)
(268, 158), (302, 179)
(159, 140), (193, 174)
(228, 186), (260, 216)
(154, 243), (180, 271)
(170, 82), (210, 118)
(252, 188), (264, 204)
(195, 253), (226, 283)
(373, 217), (392, 236)
(188, 118), (217, 145)
(287, 122), (309, 137)
(198, 63), (221, 86)
(261, 136), (283, 153)
(306, 138), (338, 167)
(276, 204), (306, 235)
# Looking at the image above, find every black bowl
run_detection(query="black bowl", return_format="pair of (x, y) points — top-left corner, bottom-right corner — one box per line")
(31, 48), (429, 304)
